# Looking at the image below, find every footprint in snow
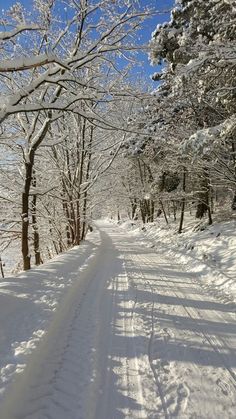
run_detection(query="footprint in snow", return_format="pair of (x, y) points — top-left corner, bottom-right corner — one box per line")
(216, 378), (231, 396)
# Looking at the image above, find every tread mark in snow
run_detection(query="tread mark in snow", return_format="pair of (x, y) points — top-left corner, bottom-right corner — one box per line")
(131, 251), (236, 416)
(127, 253), (172, 419)
(216, 378), (231, 396)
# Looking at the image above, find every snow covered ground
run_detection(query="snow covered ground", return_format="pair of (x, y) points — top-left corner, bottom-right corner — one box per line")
(0, 220), (236, 418)
(120, 215), (236, 304)
(0, 237), (21, 277)
(0, 230), (101, 407)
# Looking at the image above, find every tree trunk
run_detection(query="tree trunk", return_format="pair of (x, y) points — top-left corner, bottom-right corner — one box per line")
(140, 200), (146, 223)
(172, 200), (177, 221)
(231, 141), (236, 210)
(21, 117), (50, 270)
(144, 199), (150, 222)
(0, 257), (4, 278)
(48, 218), (59, 255)
(75, 200), (81, 245)
(232, 192), (236, 211)
(131, 199), (137, 220)
(178, 168), (186, 234)
(75, 118), (87, 245)
(22, 162), (33, 270)
(52, 144), (71, 247)
(195, 168), (211, 221)
(81, 194), (88, 241)
(81, 126), (93, 240)
(31, 174), (41, 265)
(150, 199), (155, 222)
(62, 186), (72, 246)
(208, 205), (213, 225)
(160, 200), (168, 225)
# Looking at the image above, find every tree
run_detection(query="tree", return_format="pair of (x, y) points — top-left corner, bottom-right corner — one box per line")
(0, 0), (151, 270)
(146, 0), (236, 225)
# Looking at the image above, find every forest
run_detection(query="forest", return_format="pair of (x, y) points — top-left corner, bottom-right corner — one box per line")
(0, 0), (235, 272)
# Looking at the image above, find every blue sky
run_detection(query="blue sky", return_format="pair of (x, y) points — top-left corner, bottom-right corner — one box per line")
(1, 0), (175, 84)
(137, 0), (175, 83)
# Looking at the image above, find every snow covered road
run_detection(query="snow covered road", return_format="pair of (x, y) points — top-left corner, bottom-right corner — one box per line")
(1, 222), (236, 418)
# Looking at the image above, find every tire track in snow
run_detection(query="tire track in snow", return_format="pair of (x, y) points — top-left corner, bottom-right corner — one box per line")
(171, 283), (236, 389)
(2, 224), (235, 419)
(1, 227), (151, 419)
(122, 259), (147, 419)
(0, 235), (109, 419)
(138, 251), (236, 417)
(151, 256), (236, 391)
(167, 280), (236, 412)
(125, 253), (171, 419)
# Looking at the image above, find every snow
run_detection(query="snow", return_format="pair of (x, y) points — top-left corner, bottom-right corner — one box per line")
(0, 229), (101, 404)
(0, 221), (236, 418)
(184, 115), (236, 156)
(0, 54), (69, 73)
(0, 238), (20, 277)
(0, 24), (39, 41)
(119, 216), (236, 303)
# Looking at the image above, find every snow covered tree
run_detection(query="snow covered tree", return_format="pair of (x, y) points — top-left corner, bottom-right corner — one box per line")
(0, 0), (151, 270)
(147, 0), (236, 227)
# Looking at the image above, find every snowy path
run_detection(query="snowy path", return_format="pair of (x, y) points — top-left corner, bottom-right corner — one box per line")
(1, 222), (236, 418)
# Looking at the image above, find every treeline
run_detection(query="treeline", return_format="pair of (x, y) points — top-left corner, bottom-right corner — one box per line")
(111, 0), (236, 232)
(0, 0), (148, 271)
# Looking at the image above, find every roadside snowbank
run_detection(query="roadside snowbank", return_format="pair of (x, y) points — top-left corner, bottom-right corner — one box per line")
(118, 217), (236, 303)
(0, 229), (101, 402)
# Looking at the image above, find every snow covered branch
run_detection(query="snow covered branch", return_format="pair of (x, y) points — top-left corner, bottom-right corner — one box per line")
(0, 24), (40, 41)
(0, 54), (70, 73)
